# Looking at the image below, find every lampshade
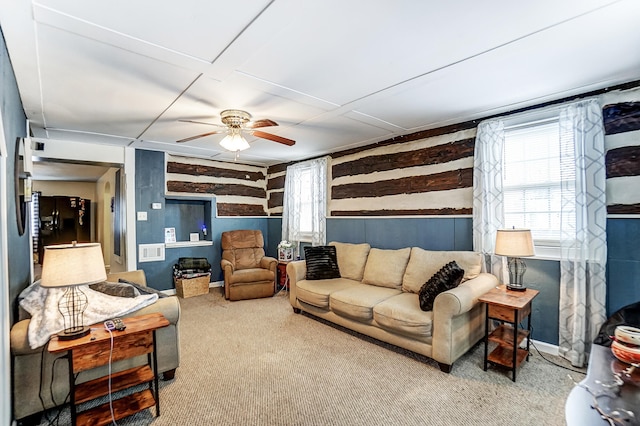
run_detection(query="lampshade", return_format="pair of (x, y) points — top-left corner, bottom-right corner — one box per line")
(494, 229), (534, 257)
(219, 130), (250, 152)
(41, 242), (107, 288)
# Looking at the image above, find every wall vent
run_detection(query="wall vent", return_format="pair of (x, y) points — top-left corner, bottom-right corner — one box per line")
(138, 243), (165, 263)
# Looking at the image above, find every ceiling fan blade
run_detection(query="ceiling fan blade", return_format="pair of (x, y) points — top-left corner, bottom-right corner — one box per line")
(177, 130), (226, 143)
(252, 130), (295, 146)
(179, 119), (225, 128)
(246, 119), (278, 129)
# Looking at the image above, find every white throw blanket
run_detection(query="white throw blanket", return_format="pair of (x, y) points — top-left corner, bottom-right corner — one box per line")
(19, 281), (158, 349)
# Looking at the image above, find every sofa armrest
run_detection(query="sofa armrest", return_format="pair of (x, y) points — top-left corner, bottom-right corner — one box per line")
(434, 273), (498, 317)
(286, 260), (307, 308)
(10, 319), (33, 356)
(431, 272), (498, 366)
(107, 270), (147, 287)
(220, 259), (234, 273)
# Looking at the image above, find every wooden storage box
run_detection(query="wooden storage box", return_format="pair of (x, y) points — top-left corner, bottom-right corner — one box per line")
(175, 274), (210, 298)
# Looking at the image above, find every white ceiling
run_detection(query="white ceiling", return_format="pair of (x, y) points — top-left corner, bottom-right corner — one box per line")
(1, 0), (639, 168)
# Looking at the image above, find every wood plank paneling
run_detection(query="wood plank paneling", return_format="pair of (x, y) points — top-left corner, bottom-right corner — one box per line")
(332, 138), (474, 178)
(167, 162), (265, 181)
(606, 144), (640, 179)
(331, 207), (472, 216)
(603, 102), (640, 135)
(332, 168), (472, 199)
(607, 203), (640, 214)
(267, 175), (286, 191)
(268, 191), (283, 209)
(166, 181), (265, 198)
(217, 203), (267, 216)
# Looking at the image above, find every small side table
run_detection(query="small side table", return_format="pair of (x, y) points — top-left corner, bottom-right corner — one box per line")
(478, 285), (539, 382)
(48, 313), (169, 425)
(277, 261), (290, 292)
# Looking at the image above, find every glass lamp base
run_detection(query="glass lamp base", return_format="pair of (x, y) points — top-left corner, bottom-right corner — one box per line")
(57, 326), (90, 340)
(506, 284), (527, 292)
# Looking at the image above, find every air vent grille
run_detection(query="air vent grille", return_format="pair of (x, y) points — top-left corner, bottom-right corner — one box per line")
(138, 243), (165, 263)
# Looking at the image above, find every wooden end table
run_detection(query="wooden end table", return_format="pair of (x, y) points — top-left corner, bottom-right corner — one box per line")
(48, 313), (169, 426)
(478, 285), (539, 382)
(277, 261), (290, 291)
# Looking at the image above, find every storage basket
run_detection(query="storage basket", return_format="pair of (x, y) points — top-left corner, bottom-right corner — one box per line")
(174, 274), (210, 298)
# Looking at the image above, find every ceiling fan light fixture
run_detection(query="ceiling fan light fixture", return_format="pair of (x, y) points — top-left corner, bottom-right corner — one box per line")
(219, 130), (250, 152)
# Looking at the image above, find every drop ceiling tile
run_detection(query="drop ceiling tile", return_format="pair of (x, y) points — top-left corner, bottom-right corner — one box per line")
(34, 0), (273, 62)
(37, 25), (200, 138)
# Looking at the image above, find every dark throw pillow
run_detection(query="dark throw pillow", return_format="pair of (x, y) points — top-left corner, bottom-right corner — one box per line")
(418, 261), (464, 312)
(89, 281), (139, 298)
(118, 278), (168, 298)
(304, 245), (341, 280)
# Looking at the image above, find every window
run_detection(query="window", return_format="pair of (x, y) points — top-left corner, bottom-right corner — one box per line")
(281, 157), (328, 246)
(502, 118), (575, 251)
(297, 166), (313, 239)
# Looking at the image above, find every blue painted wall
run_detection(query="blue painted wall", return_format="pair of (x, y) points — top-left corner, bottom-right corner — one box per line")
(134, 149), (277, 290)
(2, 30), (30, 325)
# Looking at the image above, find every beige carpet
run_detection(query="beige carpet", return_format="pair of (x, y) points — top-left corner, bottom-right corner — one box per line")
(38, 288), (581, 425)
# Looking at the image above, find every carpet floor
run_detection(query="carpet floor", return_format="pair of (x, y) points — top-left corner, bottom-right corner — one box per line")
(37, 287), (583, 425)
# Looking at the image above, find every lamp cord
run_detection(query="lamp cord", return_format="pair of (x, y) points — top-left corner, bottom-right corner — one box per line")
(526, 324), (587, 375)
(106, 328), (118, 426)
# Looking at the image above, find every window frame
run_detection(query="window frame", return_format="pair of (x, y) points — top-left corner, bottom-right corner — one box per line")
(501, 115), (574, 260)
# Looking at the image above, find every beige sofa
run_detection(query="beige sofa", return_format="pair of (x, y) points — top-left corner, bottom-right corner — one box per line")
(287, 242), (497, 372)
(9, 270), (181, 424)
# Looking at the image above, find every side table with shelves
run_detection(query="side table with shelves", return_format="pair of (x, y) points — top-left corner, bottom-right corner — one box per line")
(48, 313), (169, 426)
(478, 285), (539, 382)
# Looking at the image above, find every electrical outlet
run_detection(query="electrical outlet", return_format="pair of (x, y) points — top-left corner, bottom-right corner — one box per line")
(137, 211), (147, 221)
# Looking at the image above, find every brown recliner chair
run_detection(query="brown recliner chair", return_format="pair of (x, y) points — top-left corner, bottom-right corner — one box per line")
(220, 230), (277, 301)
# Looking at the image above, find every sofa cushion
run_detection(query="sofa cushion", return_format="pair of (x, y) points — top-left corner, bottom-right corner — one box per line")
(362, 247), (411, 289)
(226, 268), (274, 285)
(418, 261), (464, 312)
(297, 278), (359, 308)
(304, 245), (341, 280)
(402, 248), (482, 293)
(373, 293), (433, 341)
(330, 284), (401, 321)
(329, 242), (371, 281)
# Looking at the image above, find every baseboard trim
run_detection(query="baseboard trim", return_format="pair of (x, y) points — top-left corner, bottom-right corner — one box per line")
(530, 339), (559, 356)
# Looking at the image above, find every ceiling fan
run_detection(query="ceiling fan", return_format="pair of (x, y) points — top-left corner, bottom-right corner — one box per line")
(177, 109), (296, 152)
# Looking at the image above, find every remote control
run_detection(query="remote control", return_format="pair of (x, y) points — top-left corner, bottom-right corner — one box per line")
(112, 317), (126, 331)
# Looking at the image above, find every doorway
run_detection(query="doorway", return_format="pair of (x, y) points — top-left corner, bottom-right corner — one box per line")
(31, 159), (126, 277)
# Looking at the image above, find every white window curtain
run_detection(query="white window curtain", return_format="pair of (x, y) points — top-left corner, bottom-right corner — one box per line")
(558, 99), (607, 367)
(472, 119), (508, 283)
(473, 98), (607, 367)
(281, 156), (328, 249)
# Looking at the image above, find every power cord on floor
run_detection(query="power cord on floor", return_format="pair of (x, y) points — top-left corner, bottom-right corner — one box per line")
(526, 324), (587, 375)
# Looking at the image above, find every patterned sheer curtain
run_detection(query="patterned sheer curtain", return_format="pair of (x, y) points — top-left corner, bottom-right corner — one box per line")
(281, 156), (328, 250)
(558, 99), (607, 367)
(472, 119), (508, 283)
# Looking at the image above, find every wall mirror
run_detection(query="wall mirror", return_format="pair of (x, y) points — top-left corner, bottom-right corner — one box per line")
(14, 137), (32, 236)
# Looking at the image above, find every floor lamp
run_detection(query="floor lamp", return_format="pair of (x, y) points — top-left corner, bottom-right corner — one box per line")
(40, 242), (107, 340)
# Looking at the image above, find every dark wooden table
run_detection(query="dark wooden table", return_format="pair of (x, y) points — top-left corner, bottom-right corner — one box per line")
(565, 344), (640, 425)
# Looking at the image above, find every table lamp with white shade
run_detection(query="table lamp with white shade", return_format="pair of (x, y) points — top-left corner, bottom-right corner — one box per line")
(494, 229), (535, 291)
(40, 242), (107, 340)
